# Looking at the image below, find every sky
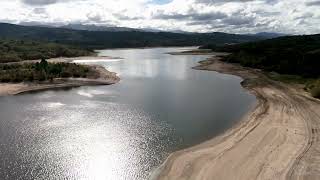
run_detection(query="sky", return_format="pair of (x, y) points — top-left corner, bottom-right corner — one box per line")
(0, 0), (319, 34)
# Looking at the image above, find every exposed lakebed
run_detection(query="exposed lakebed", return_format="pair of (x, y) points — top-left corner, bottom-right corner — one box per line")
(0, 47), (255, 180)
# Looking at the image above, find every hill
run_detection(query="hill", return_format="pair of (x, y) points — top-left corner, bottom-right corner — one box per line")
(201, 34), (320, 98)
(0, 23), (264, 49)
(59, 24), (140, 32)
(0, 39), (92, 63)
(202, 34), (320, 77)
(246, 32), (288, 39)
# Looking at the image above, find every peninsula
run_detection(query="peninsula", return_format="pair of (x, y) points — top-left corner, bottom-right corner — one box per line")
(0, 57), (119, 96)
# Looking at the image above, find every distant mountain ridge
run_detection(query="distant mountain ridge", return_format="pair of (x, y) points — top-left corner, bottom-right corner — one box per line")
(0, 22), (267, 49)
(60, 24), (141, 32)
(248, 32), (288, 39)
(18, 22), (289, 38)
(20, 22), (163, 33)
(20, 22), (287, 37)
(57, 24), (288, 37)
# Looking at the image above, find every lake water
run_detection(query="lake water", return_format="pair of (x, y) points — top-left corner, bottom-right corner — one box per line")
(0, 47), (256, 180)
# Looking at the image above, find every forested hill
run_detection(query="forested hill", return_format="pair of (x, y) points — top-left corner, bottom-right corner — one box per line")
(0, 23), (264, 49)
(0, 39), (92, 63)
(201, 34), (320, 77)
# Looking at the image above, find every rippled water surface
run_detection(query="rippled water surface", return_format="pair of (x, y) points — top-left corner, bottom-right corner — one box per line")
(0, 47), (255, 180)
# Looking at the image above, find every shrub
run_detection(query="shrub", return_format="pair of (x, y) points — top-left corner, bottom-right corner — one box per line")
(61, 71), (72, 78)
(310, 80), (320, 99)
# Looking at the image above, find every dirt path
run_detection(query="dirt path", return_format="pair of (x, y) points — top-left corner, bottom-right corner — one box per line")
(156, 58), (320, 180)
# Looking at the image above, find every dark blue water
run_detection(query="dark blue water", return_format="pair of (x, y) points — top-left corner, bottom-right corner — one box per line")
(0, 47), (256, 180)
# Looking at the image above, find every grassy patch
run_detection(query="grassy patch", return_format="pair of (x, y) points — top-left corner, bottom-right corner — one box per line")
(307, 80), (320, 99)
(267, 72), (314, 84)
(266, 72), (320, 99)
(311, 86), (320, 98)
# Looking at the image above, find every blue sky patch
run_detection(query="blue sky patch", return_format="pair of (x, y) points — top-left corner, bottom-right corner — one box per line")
(151, 0), (172, 5)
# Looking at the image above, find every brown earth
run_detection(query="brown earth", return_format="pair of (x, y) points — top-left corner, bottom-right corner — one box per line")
(156, 57), (320, 180)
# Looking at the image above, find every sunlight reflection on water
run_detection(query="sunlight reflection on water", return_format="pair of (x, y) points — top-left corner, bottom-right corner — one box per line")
(0, 47), (255, 180)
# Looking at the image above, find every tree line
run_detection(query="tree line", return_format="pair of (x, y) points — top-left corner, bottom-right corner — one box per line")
(0, 39), (93, 63)
(0, 23), (263, 49)
(0, 59), (97, 82)
(200, 34), (320, 98)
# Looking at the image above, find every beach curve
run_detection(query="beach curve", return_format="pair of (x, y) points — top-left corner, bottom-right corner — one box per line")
(156, 57), (320, 180)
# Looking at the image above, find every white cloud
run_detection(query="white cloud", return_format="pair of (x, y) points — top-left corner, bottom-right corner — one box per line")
(0, 0), (319, 34)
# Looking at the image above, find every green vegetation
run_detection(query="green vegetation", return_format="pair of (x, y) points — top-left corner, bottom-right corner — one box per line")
(0, 23), (265, 63)
(307, 80), (320, 99)
(266, 73), (320, 99)
(202, 34), (320, 77)
(0, 23), (264, 49)
(267, 73), (314, 84)
(0, 39), (93, 63)
(201, 34), (320, 99)
(0, 59), (96, 82)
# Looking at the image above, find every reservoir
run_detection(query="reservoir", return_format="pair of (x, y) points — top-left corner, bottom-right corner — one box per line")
(0, 47), (256, 180)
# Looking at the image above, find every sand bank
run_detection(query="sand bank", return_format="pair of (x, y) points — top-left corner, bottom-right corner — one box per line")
(156, 57), (320, 180)
(0, 58), (120, 96)
(167, 50), (229, 56)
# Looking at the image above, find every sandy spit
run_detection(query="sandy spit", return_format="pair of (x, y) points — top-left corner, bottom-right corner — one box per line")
(0, 59), (120, 96)
(3, 56), (122, 64)
(167, 51), (229, 56)
(156, 57), (320, 180)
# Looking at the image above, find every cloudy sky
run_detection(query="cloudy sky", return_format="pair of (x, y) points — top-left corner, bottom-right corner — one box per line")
(0, 0), (319, 34)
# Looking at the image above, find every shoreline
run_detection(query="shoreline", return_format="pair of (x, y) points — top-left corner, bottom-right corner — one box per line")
(0, 58), (120, 96)
(167, 51), (228, 56)
(156, 57), (320, 179)
(3, 56), (122, 65)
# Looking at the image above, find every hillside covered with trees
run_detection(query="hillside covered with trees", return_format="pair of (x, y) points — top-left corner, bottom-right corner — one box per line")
(201, 34), (320, 98)
(201, 34), (320, 77)
(0, 39), (92, 63)
(0, 59), (97, 82)
(0, 23), (264, 49)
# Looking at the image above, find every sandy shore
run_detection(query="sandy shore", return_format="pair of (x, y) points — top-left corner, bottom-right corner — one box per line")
(0, 58), (120, 96)
(167, 50), (228, 56)
(156, 57), (320, 180)
(4, 56), (122, 64)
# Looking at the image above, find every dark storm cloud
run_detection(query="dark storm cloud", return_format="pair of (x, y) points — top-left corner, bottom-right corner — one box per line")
(153, 13), (188, 20)
(21, 0), (85, 6)
(186, 15), (255, 26)
(112, 13), (142, 21)
(252, 11), (281, 17)
(294, 12), (314, 19)
(305, 0), (320, 6)
(153, 11), (227, 21)
(223, 16), (255, 26)
(154, 5), (257, 31)
(192, 12), (227, 21)
(33, 7), (46, 14)
(22, 0), (59, 5)
(87, 13), (103, 22)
